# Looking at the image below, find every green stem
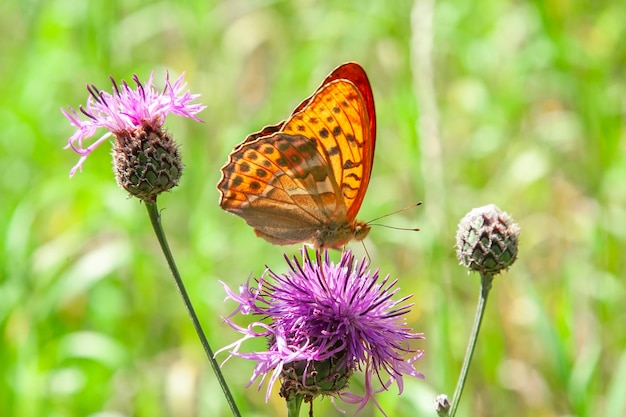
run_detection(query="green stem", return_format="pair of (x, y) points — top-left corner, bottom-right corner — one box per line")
(145, 199), (241, 417)
(286, 394), (304, 417)
(448, 272), (494, 417)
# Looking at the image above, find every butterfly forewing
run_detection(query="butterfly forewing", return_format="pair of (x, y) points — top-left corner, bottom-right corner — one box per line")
(281, 79), (371, 223)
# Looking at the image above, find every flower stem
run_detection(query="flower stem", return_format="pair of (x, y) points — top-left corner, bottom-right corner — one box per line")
(286, 394), (304, 417)
(145, 199), (241, 417)
(448, 272), (494, 417)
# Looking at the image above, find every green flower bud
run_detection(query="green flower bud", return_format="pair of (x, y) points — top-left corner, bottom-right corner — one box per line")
(455, 204), (520, 275)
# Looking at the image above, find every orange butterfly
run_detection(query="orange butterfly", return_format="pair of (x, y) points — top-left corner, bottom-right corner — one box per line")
(217, 62), (376, 249)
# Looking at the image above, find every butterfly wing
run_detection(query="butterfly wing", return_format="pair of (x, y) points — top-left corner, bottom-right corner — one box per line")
(219, 133), (344, 244)
(240, 63), (376, 176)
(281, 64), (375, 222)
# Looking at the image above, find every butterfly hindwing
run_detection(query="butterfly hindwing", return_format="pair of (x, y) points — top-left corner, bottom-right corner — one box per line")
(219, 133), (345, 241)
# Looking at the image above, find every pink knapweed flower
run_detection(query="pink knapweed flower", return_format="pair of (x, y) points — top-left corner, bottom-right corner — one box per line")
(62, 72), (204, 177)
(218, 249), (425, 416)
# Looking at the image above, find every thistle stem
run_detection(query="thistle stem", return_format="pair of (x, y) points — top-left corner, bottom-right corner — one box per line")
(448, 272), (494, 417)
(286, 394), (304, 417)
(145, 199), (241, 417)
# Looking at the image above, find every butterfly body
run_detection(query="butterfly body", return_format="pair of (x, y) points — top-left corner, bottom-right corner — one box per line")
(218, 62), (376, 249)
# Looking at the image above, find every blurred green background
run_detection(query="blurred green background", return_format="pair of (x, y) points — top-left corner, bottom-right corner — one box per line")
(1, 0), (625, 416)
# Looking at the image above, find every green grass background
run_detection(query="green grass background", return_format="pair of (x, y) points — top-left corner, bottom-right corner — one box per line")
(1, 0), (625, 416)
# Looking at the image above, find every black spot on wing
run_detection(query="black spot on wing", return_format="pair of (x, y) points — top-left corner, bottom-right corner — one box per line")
(342, 182), (359, 192)
(343, 159), (361, 169)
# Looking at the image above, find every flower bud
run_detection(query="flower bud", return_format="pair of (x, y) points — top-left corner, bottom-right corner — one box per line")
(434, 394), (451, 416)
(455, 204), (520, 275)
(112, 121), (183, 201)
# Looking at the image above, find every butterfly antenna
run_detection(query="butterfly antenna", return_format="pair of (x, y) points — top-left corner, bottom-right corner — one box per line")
(365, 202), (422, 224)
(367, 224), (421, 232)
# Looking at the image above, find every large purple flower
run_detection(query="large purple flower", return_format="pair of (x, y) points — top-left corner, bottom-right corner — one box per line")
(62, 72), (205, 177)
(218, 249), (424, 415)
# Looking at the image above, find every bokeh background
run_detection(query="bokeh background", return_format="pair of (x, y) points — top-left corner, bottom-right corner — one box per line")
(1, 0), (625, 416)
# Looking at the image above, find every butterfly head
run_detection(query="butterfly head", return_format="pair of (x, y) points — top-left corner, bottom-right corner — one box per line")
(353, 221), (371, 242)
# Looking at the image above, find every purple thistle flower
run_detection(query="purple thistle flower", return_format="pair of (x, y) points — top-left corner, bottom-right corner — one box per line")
(218, 249), (425, 416)
(62, 72), (205, 177)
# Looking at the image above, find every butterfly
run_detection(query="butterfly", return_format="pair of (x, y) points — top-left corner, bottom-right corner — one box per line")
(217, 62), (376, 249)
